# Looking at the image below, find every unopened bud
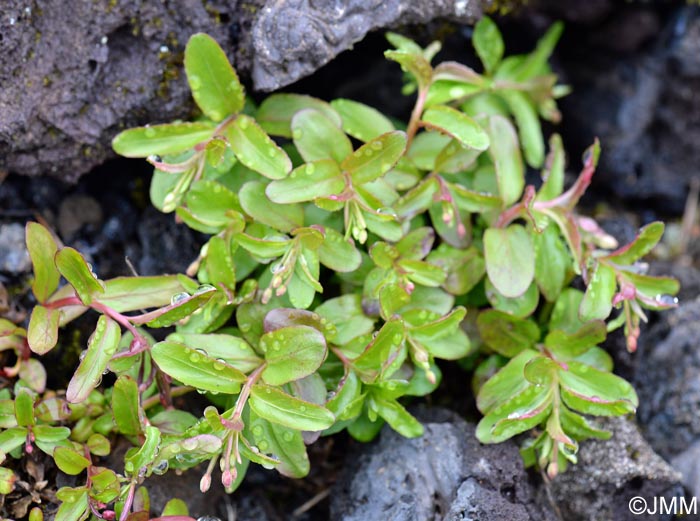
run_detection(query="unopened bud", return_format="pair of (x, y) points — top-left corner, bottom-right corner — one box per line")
(200, 473), (212, 493)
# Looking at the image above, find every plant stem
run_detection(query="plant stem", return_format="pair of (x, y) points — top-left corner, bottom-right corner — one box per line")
(406, 87), (428, 147)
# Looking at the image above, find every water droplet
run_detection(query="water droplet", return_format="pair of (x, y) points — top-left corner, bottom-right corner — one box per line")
(282, 431), (293, 442)
(153, 460), (169, 475)
(240, 323), (251, 332)
(171, 292), (190, 305)
(299, 406), (307, 412)
(145, 127), (156, 138)
(238, 117), (249, 130)
(277, 334), (285, 341)
(371, 141), (382, 151)
(189, 75), (202, 89)
(392, 334), (402, 344)
(250, 445), (260, 453)
(189, 351), (201, 363)
(258, 440), (269, 451)
(386, 382), (397, 391)
(292, 129), (303, 140)
(655, 294), (678, 306)
(196, 516), (221, 521)
(305, 163), (316, 175)
(124, 461), (135, 472)
(213, 359), (226, 371)
(272, 341), (280, 351)
(194, 284), (216, 295)
(79, 350), (88, 362)
(252, 425), (264, 437)
(265, 388), (272, 394)
(271, 261), (284, 274)
(196, 348), (208, 357)
(267, 148), (276, 158)
(364, 149), (373, 157)
(228, 80), (239, 92)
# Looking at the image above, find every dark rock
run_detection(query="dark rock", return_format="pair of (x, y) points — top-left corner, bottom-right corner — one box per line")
(636, 298), (700, 460)
(57, 194), (103, 239)
(0, 223), (30, 274)
(1, 0), (486, 183)
(558, 5), (700, 213)
(330, 408), (555, 521)
(545, 417), (683, 521)
(136, 207), (202, 276)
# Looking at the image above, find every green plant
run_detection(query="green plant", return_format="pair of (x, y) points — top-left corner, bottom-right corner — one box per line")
(1, 17), (678, 519)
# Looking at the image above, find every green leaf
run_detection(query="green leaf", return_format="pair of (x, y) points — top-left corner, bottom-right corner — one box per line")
(427, 244), (485, 295)
(326, 370), (363, 419)
(476, 350), (539, 413)
(483, 224), (535, 298)
(371, 395), (424, 438)
(14, 388), (35, 427)
(342, 131), (407, 185)
(162, 499), (189, 517)
(559, 361), (638, 416)
(131, 286), (216, 328)
(384, 50), (433, 90)
(184, 33), (244, 121)
(0, 427), (27, 454)
(559, 406), (611, 441)
(476, 384), (553, 443)
(235, 233), (291, 259)
(227, 115), (292, 180)
(53, 447), (90, 475)
(317, 228), (362, 273)
(477, 310), (540, 357)
(421, 106), (490, 151)
(510, 21), (564, 81)
(55, 247), (105, 305)
(124, 426), (161, 475)
(99, 276), (190, 313)
(331, 99), (395, 142)
(579, 263), (616, 321)
(256, 94), (342, 138)
(473, 16), (504, 73)
(260, 326), (327, 385)
(151, 340), (246, 394)
(487, 115), (524, 205)
(180, 180), (240, 232)
(112, 122), (214, 157)
(0, 467), (15, 495)
(55, 487), (89, 521)
(0, 400), (17, 428)
(537, 134), (565, 201)
(66, 316), (121, 403)
(485, 279), (539, 318)
(291, 108), (353, 163)
(353, 318), (405, 383)
(315, 295), (375, 345)
(239, 181), (304, 232)
(499, 89), (544, 168)
(27, 305), (61, 355)
(545, 321), (607, 358)
(605, 222), (665, 265)
(266, 160), (345, 204)
(167, 332), (262, 374)
(249, 384), (335, 431)
(26, 222), (60, 302)
(204, 236), (236, 289)
(87, 433), (111, 457)
(533, 224), (570, 302)
(112, 376), (141, 436)
(246, 410), (310, 478)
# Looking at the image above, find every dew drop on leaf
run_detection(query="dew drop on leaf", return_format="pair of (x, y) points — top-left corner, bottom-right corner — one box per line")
(153, 460), (169, 475)
(655, 294), (678, 306)
(282, 431), (293, 442)
(171, 292), (190, 305)
(258, 440), (269, 451)
(194, 284), (216, 295)
(252, 425), (264, 437)
(145, 127), (156, 138)
(189, 75), (202, 89)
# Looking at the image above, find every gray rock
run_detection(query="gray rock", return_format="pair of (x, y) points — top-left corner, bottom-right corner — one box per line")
(545, 417), (683, 521)
(330, 409), (555, 521)
(636, 298), (700, 459)
(1, 0), (485, 183)
(0, 223), (30, 274)
(671, 439), (700, 499)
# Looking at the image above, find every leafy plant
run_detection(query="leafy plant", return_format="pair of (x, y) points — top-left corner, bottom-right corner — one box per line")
(1, 16), (678, 519)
